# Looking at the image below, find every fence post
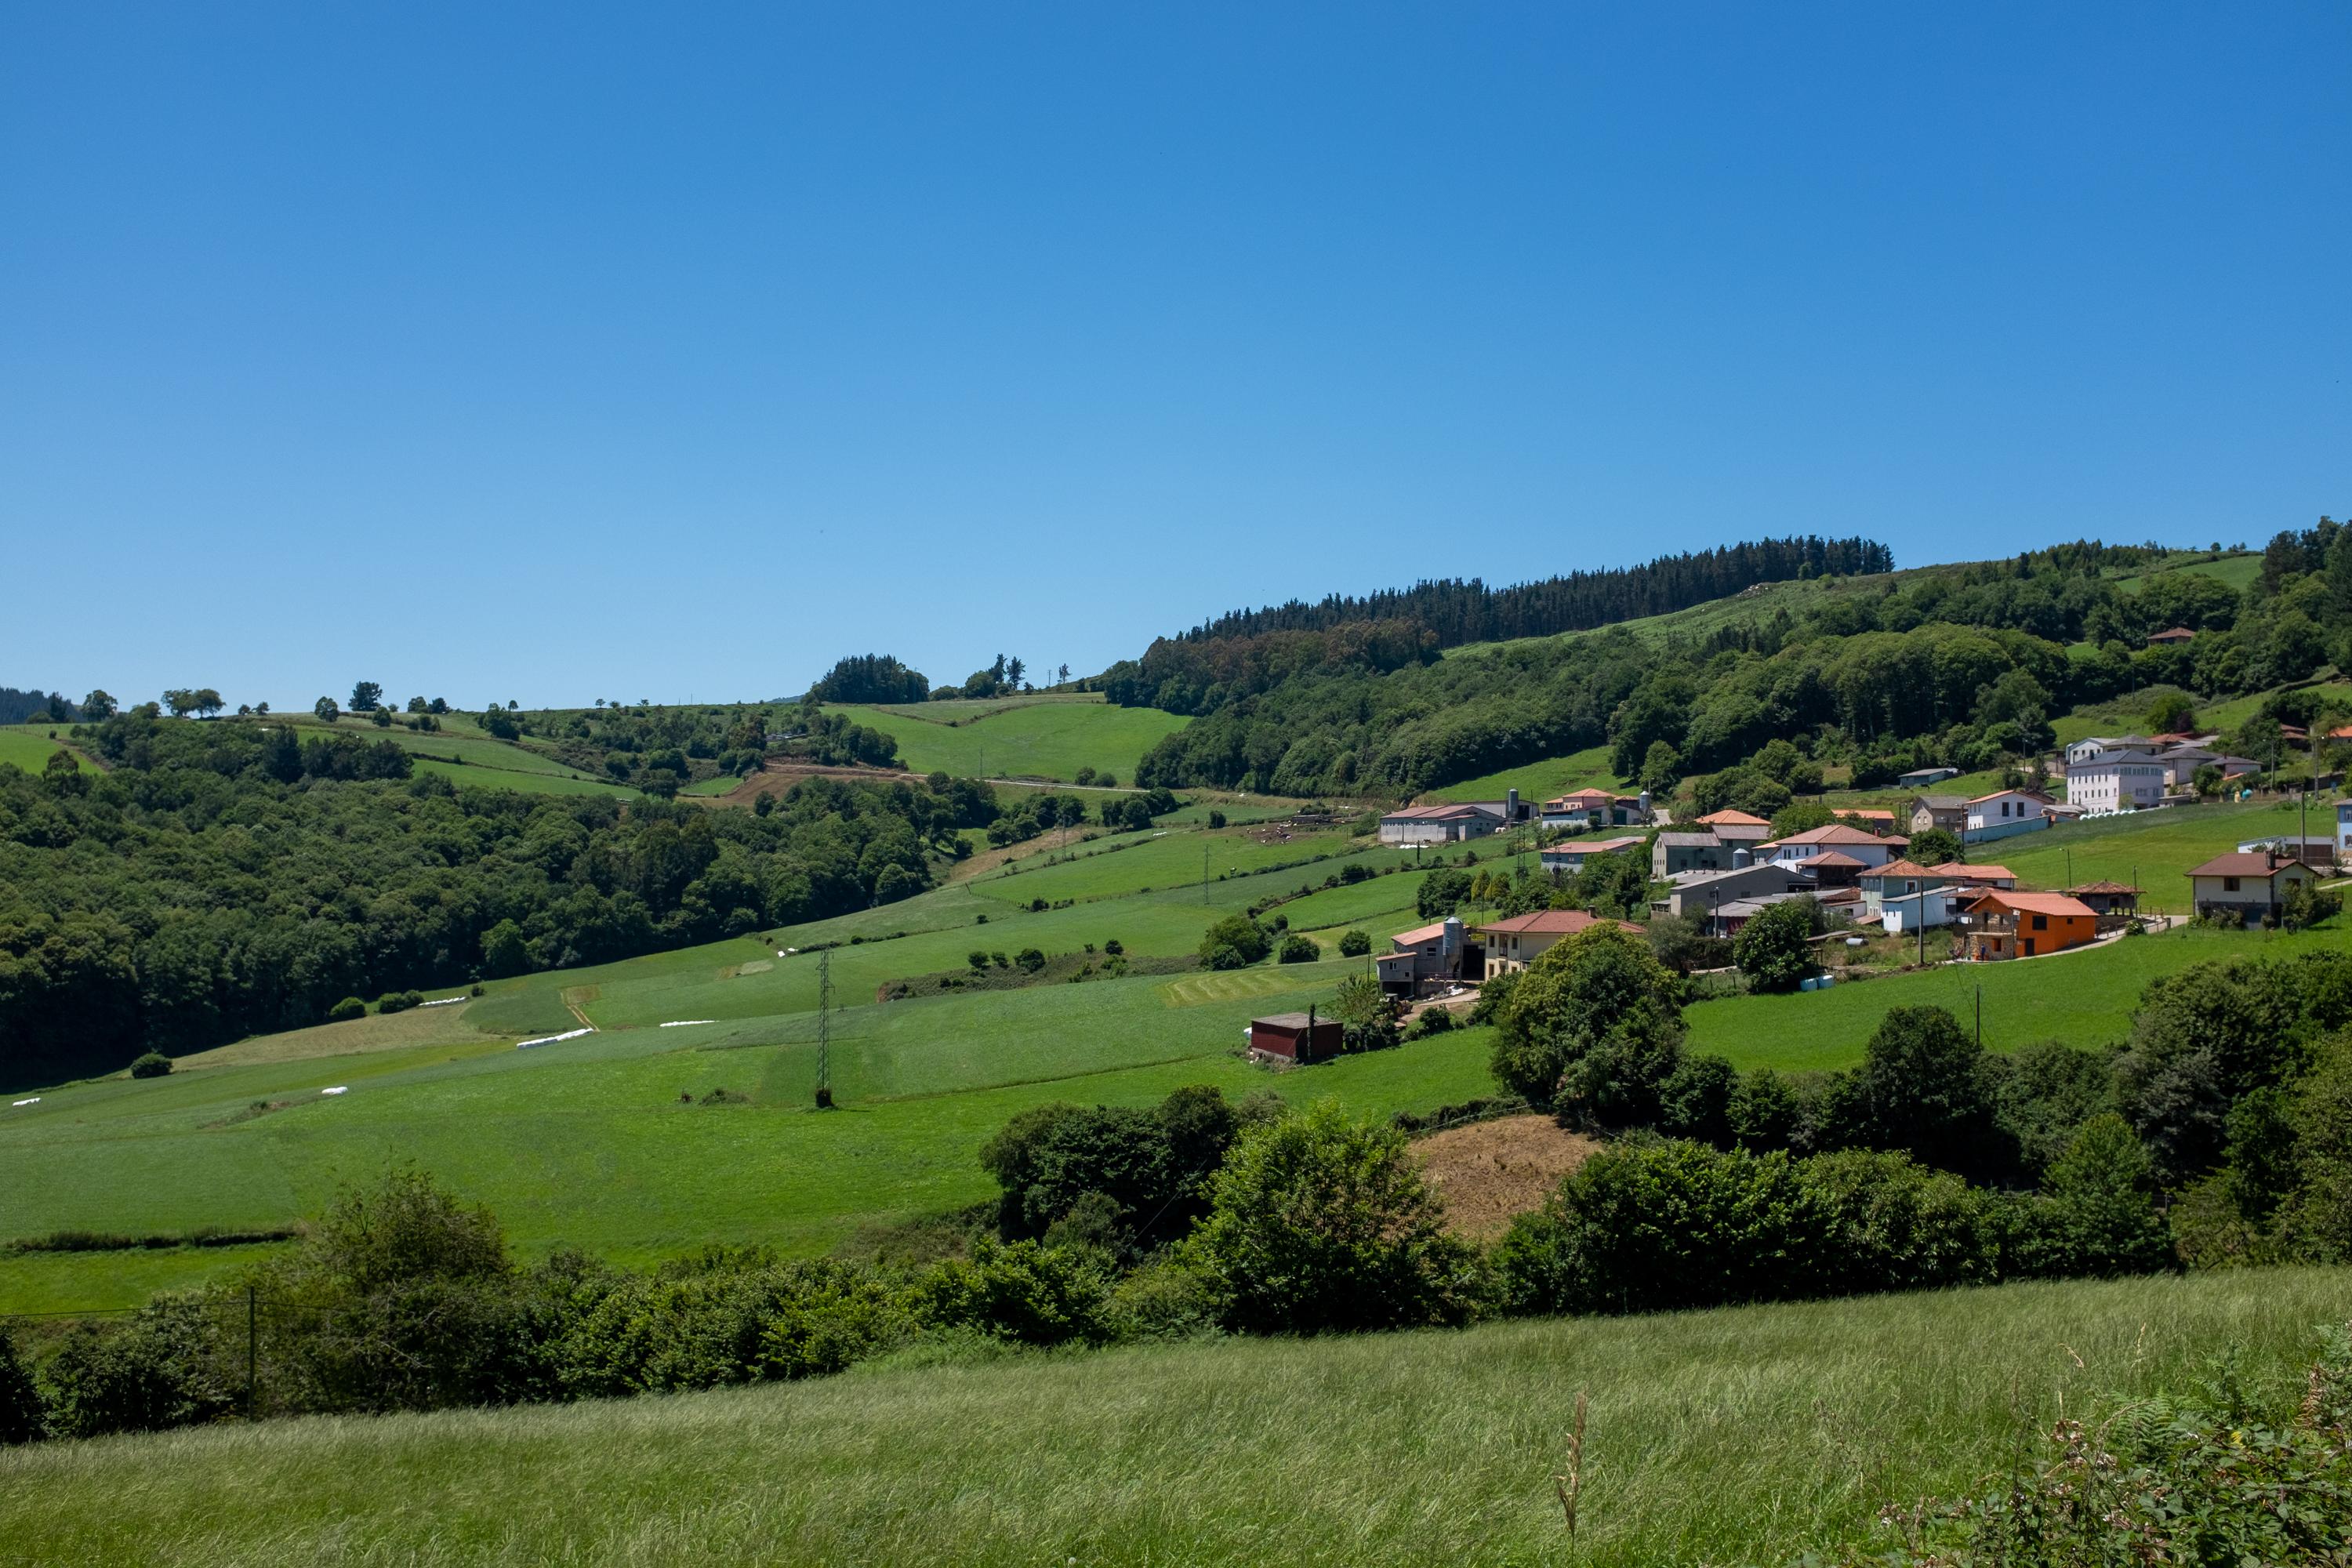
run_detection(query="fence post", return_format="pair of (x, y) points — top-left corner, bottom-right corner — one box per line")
(245, 1284), (256, 1420)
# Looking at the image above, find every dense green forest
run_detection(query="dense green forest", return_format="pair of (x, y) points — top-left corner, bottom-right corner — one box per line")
(1174, 535), (1896, 646)
(0, 713), (1000, 1088)
(1128, 532), (2350, 796)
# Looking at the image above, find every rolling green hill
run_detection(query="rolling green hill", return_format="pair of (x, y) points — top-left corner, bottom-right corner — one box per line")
(4, 1266), (2340, 1566)
(826, 696), (1191, 782)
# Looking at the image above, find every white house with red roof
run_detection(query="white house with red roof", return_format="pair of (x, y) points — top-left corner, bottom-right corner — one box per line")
(1757, 822), (1908, 869)
(2185, 850), (2318, 924)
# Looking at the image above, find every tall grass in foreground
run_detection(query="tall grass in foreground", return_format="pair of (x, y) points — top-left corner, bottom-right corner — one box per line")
(6, 1268), (2347, 1566)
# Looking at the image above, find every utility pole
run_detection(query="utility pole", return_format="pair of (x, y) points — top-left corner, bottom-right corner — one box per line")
(245, 1284), (257, 1420)
(814, 951), (834, 1109)
(1203, 846), (1210, 906)
(1974, 984), (1981, 1048)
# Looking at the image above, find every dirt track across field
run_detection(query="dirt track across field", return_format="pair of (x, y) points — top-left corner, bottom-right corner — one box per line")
(1416, 1114), (1600, 1241)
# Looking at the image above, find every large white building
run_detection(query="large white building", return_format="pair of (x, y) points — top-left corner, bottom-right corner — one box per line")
(2066, 752), (2169, 812)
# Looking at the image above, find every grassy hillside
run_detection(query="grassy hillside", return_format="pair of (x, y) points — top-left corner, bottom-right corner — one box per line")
(0, 725), (71, 772)
(826, 696), (1191, 782)
(1690, 922), (2339, 1072)
(9, 772), (2338, 1311)
(4, 1267), (2341, 1566)
(1422, 744), (1620, 806)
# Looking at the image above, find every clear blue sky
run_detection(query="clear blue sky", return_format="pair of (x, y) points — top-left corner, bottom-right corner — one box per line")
(5, 5), (2346, 710)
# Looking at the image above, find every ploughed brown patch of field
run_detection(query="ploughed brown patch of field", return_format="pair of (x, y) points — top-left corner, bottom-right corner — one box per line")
(1415, 1113), (1599, 1240)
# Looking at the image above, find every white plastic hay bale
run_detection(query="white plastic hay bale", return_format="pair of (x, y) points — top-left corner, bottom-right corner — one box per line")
(321, 1086), (349, 1096)
(516, 1027), (593, 1051)
(10, 1097), (39, 1108)
(659, 1020), (717, 1028)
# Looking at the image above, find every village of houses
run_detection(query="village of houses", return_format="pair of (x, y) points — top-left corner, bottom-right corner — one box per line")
(1364, 725), (2347, 1003)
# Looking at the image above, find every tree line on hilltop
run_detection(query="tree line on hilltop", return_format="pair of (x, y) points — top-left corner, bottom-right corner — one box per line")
(1118, 529), (2350, 797)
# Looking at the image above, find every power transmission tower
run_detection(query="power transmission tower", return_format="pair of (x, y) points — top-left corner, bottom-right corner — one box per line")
(814, 950), (834, 1109)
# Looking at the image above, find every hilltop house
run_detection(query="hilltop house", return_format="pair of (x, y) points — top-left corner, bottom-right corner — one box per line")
(1374, 916), (1474, 997)
(2185, 851), (2318, 924)
(1473, 910), (1635, 978)
(2147, 626), (2197, 645)
(1541, 835), (1646, 876)
(1907, 793), (1969, 834)
(1857, 858), (1940, 913)
(2064, 735), (2154, 768)
(2065, 751), (2169, 812)
(1540, 789), (1653, 831)
(1962, 891), (2100, 960)
(1758, 823), (1907, 869)
(1693, 809), (1772, 830)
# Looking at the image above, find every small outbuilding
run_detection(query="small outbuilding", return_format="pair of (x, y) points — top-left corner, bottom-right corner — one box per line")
(1248, 1010), (1344, 1063)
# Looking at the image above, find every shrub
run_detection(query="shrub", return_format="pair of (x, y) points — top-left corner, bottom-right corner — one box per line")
(1276, 935), (1319, 964)
(1330, 973), (1400, 1054)
(557, 1257), (910, 1395)
(1493, 1140), (1827, 1316)
(2025, 1113), (2173, 1277)
(1860, 1324), (2352, 1566)
(1831, 1004), (1999, 1177)
(1203, 942), (1247, 971)
(0, 1327), (44, 1444)
(1731, 897), (1814, 992)
(244, 1167), (535, 1414)
(327, 996), (367, 1024)
(1338, 928), (1371, 957)
(1656, 1054), (1736, 1146)
(1102, 938), (1123, 956)
(1196, 913), (1270, 967)
(1183, 1098), (1478, 1334)
(1416, 867), (1474, 919)
(375, 989), (424, 1014)
(978, 1087), (1241, 1254)
(1407, 1007), (1456, 1040)
(1490, 925), (1685, 1123)
(129, 1051), (172, 1079)
(37, 1297), (233, 1439)
(1206, 809), (1226, 829)
(1014, 947), (1046, 974)
(913, 1240), (1115, 1347)
(1726, 1065), (1802, 1151)
(967, 950), (989, 971)
(1796, 1149), (2000, 1293)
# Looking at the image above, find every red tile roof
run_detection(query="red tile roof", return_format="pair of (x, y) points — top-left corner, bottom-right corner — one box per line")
(1474, 910), (1639, 937)
(1929, 862), (2016, 882)
(1796, 851), (1867, 869)
(1860, 858), (1936, 880)
(2065, 881), (2139, 896)
(1388, 921), (1450, 947)
(1772, 824), (1904, 846)
(1965, 789), (2054, 806)
(1696, 809), (1770, 827)
(1382, 802), (1490, 820)
(1547, 835), (1645, 855)
(1974, 891), (2098, 920)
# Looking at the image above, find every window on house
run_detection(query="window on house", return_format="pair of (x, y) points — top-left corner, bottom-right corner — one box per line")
(2223, 877), (2240, 892)
(2031, 914), (2047, 931)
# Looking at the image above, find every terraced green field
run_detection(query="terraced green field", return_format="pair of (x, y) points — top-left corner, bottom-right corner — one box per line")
(826, 698), (1191, 782)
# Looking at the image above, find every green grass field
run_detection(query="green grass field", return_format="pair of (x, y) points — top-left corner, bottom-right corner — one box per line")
(1687, 922), (2340, 1072)
(1423, 744), (1621, 806)
(824, 699), (1191, 782)
(0, 728), (70, 772)
(5, 1267), (2340, 1566)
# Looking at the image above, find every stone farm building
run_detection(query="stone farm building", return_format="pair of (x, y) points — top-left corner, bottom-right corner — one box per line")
(1374, 916), (1475, 998)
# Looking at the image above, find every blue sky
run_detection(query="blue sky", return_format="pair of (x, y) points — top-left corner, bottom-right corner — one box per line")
(4, 4), (2347, 710)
